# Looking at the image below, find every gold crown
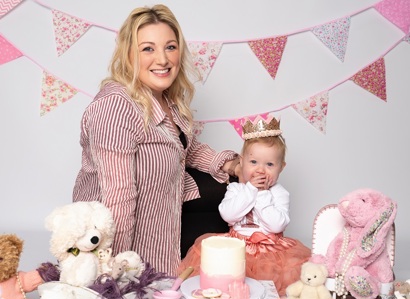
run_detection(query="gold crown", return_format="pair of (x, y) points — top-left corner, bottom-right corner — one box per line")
(242, 116), (282, 140)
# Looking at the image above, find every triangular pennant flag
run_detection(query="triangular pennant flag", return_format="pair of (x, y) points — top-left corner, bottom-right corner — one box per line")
(0, 34), (22, 65)
(248, 36), (287, 79)
(188, 42), (223, 83)
(40, 71), (78, 116)
(0, 0), (22, 18)
(404, 32), (410, 43)
(192, 121), (205, 137)
(292, 92), (329, 134)
(312, 17), (351, 62)
(375, 0), (410, 34)
(229, 112), (270, 138)
(52, 10), (91, 56)
(350, 58), (387, 101)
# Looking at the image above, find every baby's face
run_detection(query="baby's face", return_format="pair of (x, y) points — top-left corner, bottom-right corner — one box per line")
(240, 142), (285, 186)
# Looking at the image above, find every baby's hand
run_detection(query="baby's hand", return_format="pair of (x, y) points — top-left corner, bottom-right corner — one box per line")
(264, 174), (274, 190)
(250, 174), (268, 190)
(250, 174), (273, 190)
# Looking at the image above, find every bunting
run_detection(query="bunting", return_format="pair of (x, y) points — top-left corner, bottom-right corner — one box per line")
(312, 17), (351, 62)
(375, 0), (410, 34)
(0, 0), (22, 18)
(52, 10), (91, 56)
(350, 58), (387, 101)
(40, 71), (78, 116)
(0, 34), (22, 65)
(188, 42), (223, 83)
(248, 36), (287, 79)
(0, 0), (406, 134)
(292, 92), (329, 134)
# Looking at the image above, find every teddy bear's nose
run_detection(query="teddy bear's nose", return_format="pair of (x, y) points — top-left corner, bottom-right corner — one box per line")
(91, 236), (99, 244)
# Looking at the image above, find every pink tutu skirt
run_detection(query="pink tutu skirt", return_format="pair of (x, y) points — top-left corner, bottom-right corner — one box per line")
(177, 229), (311, 296)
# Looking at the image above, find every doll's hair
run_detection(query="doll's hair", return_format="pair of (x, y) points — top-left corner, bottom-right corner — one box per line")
(241, 135), (287, 162)
(102, 4), (200, 128)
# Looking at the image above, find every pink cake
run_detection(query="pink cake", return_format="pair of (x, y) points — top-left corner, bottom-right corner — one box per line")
(199, 236), (246, 293)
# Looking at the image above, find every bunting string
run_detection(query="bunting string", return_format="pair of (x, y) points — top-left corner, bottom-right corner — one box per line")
(1, 0), (409, 136)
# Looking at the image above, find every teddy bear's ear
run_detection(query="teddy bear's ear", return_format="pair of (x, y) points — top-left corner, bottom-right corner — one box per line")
(5, 234), (24, 254)
(358, 194), (397, 259)
(319, 263), (328, 277)
(44, 206), (65, 231)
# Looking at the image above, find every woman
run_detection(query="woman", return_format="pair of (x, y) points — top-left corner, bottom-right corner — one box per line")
(72, 4), (240, 275)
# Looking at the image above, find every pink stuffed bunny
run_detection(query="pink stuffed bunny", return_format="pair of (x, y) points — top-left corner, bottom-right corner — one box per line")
(313, 189), (397, 299)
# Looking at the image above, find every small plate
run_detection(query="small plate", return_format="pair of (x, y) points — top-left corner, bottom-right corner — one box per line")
(180, 276), (266, 299)
(37, 282), (137, 299)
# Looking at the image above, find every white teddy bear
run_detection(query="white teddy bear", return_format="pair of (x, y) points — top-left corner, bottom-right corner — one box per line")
(110, 251), (146, 285)
(45, 201), (116, 287)
(286, 261), (332, 299)
(97, 248), (114, 276)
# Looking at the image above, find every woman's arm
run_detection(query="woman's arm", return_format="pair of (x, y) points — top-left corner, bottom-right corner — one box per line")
(185, 136), (238, 182)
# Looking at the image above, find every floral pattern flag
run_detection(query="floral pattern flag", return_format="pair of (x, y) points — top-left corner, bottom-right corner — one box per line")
(312, 17), (351, 62)
(0, 0), (22, 18)
(0, 34), (22, 65)
(350, 58), (387, 101)
(248, 36), (287, 79)
(40, 71), (78, 116)
(229, 112), (270, 139)
(292, 92), (329, 134)
(192, 121), (205, 137)
(52, 10), (91, 56)
(188, 42), (223, 83)
(375, 0), (410, 34)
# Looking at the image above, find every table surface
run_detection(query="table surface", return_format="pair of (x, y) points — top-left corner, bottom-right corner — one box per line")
(37, 279), (280, 299)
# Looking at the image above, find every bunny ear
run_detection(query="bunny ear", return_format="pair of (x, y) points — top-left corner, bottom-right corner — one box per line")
(358, 201), (397, 259)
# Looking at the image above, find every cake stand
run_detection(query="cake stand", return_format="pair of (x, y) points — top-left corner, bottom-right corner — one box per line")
(180, 276), (266, 299)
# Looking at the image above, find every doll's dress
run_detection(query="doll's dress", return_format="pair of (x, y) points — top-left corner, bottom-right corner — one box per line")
(177, 228), (311, 296)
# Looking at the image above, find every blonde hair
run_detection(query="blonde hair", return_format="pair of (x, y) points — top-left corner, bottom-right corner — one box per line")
(102, 4), (199, 127)
(242, 136), (287, 162)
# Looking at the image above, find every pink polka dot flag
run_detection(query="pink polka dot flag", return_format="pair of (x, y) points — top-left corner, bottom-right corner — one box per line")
(0, 34), (22, 65)
(375, 0), (410, 34)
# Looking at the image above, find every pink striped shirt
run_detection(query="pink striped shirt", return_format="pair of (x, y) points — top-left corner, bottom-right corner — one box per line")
(73, 82), (236, 275)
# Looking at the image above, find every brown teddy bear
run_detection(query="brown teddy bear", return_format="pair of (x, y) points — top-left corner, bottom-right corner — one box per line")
(0, 234), (44, 299)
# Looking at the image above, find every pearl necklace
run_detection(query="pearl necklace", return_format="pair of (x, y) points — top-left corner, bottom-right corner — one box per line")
(16, 273), (27, 299)
(334, 227), (356, 299)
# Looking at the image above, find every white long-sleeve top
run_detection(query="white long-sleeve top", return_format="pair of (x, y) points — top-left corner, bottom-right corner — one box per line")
(218, 182), (290, 236)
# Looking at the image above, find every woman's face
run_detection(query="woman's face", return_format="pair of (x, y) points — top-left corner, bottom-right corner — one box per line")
(136, 22), (180, 100)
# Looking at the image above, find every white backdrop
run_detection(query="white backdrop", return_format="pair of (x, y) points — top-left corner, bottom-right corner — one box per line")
(0, 1), (409, 297)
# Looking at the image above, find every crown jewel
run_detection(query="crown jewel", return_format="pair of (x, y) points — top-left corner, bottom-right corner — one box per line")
(242, 116), (282, 140)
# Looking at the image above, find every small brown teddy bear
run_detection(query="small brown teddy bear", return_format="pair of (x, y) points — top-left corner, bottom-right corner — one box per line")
(286, 261), (332, 299)
(0, 234), (44, 299)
